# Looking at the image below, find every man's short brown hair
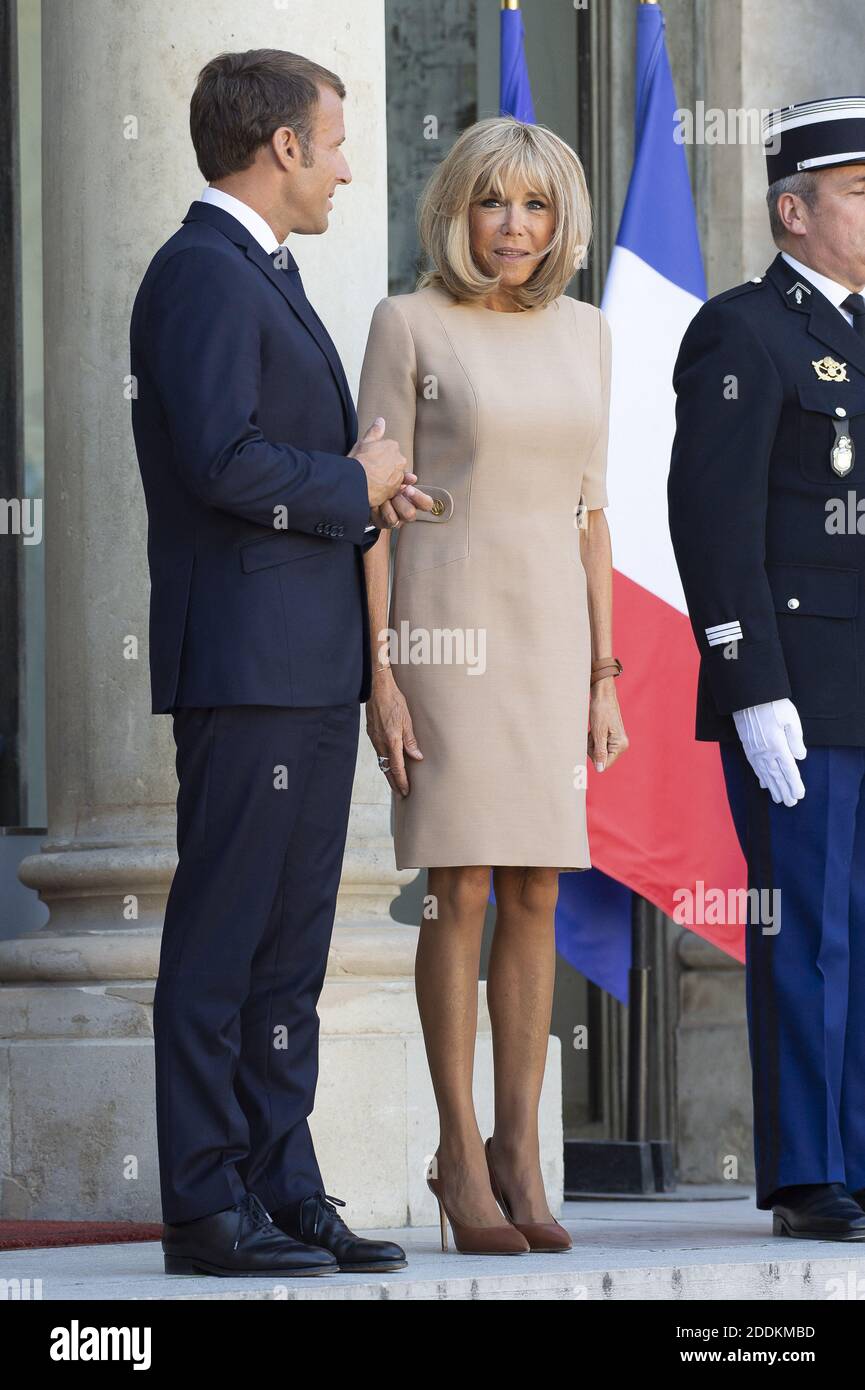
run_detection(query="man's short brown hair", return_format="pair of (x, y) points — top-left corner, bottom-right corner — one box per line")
(190, 49), (345, 182)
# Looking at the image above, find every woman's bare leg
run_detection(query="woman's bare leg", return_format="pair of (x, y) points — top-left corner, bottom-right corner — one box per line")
(486, 866), (560, 1223)
(416, 865), (507, 1225)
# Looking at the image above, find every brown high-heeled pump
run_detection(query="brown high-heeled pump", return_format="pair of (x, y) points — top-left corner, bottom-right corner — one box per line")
(426, 1156), (530, 1255)
(484, 1138), (573, 1252)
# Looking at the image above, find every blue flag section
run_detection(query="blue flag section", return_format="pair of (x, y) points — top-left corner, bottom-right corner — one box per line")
(555, 871), (632, 1004)
(499, 5), (535, 120)
(616, 1), (706, 299)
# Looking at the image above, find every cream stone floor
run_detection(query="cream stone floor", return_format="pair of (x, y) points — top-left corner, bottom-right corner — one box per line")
(4, 1191), (865, 1300)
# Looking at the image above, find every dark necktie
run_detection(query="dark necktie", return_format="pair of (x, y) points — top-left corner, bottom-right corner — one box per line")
(842, 292), (865, 337)
(271, 249), (338, 364)
(271, 247), (305, 292)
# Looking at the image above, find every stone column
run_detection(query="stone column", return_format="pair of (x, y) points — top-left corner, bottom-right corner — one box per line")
(700, 0), (865, 294)
(0, 0), (397, 1222)
(675, 933), (752, 1188)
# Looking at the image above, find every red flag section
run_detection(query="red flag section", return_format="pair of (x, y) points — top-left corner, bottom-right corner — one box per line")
(587, 571), (747, 961)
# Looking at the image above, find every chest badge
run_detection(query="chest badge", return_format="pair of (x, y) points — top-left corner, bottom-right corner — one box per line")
(812, 356), (849, 382)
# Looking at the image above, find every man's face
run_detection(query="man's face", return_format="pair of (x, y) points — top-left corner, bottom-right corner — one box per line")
(285, 83), (351, 234)
(792, 164), (865, 290)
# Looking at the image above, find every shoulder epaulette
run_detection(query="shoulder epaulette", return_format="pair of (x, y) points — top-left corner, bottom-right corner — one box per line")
(709, 276), (767, 306)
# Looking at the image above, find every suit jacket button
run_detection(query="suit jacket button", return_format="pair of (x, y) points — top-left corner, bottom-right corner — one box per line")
(836, 406), (847, 417)
(787, 597), (800, 609)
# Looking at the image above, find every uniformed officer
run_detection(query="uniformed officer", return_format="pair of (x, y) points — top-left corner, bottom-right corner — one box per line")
(668, 96), (865, 1240)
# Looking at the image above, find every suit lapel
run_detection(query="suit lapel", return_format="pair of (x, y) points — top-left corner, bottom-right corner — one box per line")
(766, 252), (865, 379)
(181, 201), (355, 442)
(243, 240), (354, 437)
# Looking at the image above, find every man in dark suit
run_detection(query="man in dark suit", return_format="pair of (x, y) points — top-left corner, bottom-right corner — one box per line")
(130, 48), (431, 1276)
(669, 98), (865, 1241)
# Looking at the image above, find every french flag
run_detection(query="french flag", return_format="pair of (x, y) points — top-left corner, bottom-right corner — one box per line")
(500, 2), (535, 120)
(557, 1), (747, 992)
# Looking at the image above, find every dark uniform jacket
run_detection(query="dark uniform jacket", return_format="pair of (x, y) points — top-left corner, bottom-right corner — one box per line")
(668, 251), (865, 746)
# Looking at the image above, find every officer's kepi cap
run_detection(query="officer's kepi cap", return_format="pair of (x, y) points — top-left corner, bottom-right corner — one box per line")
(763, 97), (865, 184)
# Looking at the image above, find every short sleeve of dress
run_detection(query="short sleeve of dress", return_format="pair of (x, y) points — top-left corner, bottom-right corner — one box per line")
(578, 305), (611, 514)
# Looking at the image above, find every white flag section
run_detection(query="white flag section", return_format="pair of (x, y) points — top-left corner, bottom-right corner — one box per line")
(567, 0), (748, 968)
(602, 244), (702, 616)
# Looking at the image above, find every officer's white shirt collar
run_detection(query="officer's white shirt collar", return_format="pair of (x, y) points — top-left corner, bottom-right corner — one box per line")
(780, 251), (856, 326)
(200, 185), (284, 254)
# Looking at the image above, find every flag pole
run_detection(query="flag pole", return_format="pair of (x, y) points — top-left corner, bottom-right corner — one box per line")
(566, 0), (675, 1198)
(624, 0), (665, 1177)
(628, 0), (660, 1161)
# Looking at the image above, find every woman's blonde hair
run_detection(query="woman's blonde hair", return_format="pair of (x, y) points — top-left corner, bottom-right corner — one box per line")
(416, 117), (592, 310)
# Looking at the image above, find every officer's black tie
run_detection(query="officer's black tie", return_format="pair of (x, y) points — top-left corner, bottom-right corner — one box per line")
(842, 292), (865, 337)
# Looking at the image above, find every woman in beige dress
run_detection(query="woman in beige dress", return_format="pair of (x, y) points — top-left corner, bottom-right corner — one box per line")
(358, 117), (628, 1255)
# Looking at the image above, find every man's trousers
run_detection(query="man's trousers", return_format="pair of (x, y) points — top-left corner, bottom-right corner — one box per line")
(153, 702), (360, 1224)
(720, 740), (865, 1208)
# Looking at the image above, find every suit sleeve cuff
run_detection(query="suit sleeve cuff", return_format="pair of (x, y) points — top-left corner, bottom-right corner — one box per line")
(703, 638), (792, 715)
(309, 451), (371, 544)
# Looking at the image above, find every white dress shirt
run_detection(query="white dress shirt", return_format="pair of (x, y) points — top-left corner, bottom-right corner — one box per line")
(780, 250), (859, 326)
(199, 186), (376, 531)
(200, 185), (283, 253)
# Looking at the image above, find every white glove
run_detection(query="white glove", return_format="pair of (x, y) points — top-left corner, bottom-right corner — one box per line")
(732, 699), (807, 807)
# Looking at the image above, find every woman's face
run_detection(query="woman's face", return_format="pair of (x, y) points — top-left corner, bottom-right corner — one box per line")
(468, 177), (556, 289)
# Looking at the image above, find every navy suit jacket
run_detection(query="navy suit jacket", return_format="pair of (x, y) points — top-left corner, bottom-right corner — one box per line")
(130, 199), (379, 713)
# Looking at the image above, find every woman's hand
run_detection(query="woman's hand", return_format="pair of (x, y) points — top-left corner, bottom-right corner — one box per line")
(366, 667), (423, 796)
(587, 677), (628, 772)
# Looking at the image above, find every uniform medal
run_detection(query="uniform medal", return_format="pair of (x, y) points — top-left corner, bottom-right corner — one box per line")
(831, 417), (854, 476)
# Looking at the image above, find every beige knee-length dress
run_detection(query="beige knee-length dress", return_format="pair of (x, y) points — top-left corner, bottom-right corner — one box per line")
(356, 283), (612, 870)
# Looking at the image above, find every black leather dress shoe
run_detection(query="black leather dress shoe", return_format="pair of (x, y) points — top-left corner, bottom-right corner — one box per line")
(852, 1187), (865, 1210)
(162, 1192), (339, 1276)
(272, 1191), (407, 1273)
(771, 1183), (865, 1241)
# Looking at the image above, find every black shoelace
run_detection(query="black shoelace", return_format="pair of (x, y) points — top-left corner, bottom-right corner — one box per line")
(234, 1192), (273, 1248)
(312, 1192), (348, 1236)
